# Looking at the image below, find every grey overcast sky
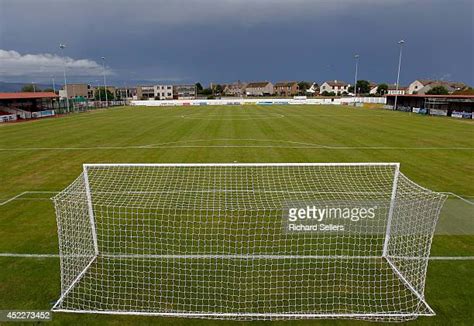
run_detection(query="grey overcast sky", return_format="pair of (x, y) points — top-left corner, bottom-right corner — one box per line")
(0, 0), (473, 86)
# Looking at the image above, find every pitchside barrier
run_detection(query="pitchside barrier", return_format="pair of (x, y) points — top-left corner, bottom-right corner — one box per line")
(130, 97), (387, 107)
(52, 163), (445, 322)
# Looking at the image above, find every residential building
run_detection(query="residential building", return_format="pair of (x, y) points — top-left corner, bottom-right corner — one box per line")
(368, 82), (379, 95)
(223, 82), (247, 97)
(136, 85), (174, 100)
(274, 81), (299, 97)
(59, 83), (95, 99)
(305, 82), (319, 95)
(173, 84), (197, 99)
(387, 84), (408, 95)
(115, 87), (137, 100)
(245, 82), (274, 96)
(136, 86), (155, 100)
(319, 80), (349, 95)
(408, 80), (468, 95)
(154, 85), (173, 100)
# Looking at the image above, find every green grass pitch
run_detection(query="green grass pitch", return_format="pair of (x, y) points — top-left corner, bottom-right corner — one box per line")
(0, 104), (473, 325)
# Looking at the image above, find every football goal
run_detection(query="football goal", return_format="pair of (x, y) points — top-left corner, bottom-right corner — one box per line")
(52, 163), (446, 321)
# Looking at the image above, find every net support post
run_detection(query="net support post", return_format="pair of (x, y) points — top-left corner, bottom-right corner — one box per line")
(83, 164), (99, 256)
(382, 163), (400, 258)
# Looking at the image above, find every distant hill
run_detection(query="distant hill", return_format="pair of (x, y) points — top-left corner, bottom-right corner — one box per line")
(0, 82), (53, 92)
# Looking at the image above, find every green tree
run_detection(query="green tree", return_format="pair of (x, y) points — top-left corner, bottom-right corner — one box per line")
(21, 84), (39, 92)
(356, 80), (371, 94)
(426, 86), (449, 95)
(349, 80), (370, 94)
(43, 88), (55, 93)
(376, 84), (388, 95)
(213, 84), (224, 95)
(321, 91), (335, 96)
(195, 83), (203, 93)
(201, 88), (213, 96)
(95, 87), (115, 101)
(298, 81), (312, 94)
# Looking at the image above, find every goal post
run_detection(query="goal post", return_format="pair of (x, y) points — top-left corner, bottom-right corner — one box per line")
(52, 163), (446, 321)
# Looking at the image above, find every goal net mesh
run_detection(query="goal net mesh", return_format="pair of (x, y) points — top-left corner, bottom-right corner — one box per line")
(52, 164), (446, 321)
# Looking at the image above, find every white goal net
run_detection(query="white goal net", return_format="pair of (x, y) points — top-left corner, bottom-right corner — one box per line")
(52, 163), (446, 321)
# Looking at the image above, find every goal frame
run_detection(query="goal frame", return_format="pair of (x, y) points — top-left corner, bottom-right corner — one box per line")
(52, 162), (439, 320)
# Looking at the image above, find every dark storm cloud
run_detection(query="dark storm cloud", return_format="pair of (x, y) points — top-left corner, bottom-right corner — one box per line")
(0, 0), (472, 85)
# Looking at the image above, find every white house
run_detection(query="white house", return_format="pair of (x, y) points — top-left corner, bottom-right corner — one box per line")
(223, 82), (247, 97)
(408, 80), (426, 94)
(136, 86), (154, 100)
(367, 82), (379, 95)
(408, 79), (468, 94)
(173, 85), (197, 100)
(153, 85), (173, 100)
(319, 80), (349, 95)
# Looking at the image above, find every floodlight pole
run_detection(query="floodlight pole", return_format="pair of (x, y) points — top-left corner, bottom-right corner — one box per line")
(52, 76), (56, 93)
(394, 40), (405, 111)
(59, 43), (70, 112)
(354, 54), (359, 104)
(102, 57), (108, 107)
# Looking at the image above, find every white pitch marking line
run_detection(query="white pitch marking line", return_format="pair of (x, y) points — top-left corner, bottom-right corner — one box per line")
(0, 191), (28, 206)
(1, 145), (473, 151)
(429, 256), (474, 260)
(0, 137), (472, 150)
(442, 192), (474, 205)
(0, 253), (60, 258)
(0, 137), (473, 150)
(180, 114), (285, 121)
(2, 189), (473, 204)
(0, 191), (58, 206)
(0, 253), (473, 260)
(143, 138), (324, 148)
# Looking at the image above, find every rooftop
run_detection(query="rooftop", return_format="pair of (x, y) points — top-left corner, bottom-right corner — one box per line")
(0, 92), (59, 100)
(275, 81), (298, 87)
(386, 94), (474, 99)
(325, 80), (348, 87)
(387, 84), (408, 90)
(247, 82), (271, 88)
(417, 80), (468, 88)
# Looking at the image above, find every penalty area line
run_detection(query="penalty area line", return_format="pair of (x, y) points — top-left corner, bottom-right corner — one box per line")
(0, 253), (473, 260)
(0, 253), (60, 258)
(0, 191), (58, 206)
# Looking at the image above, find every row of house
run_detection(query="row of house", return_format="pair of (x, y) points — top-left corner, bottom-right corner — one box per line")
(59, 84), (198, 100)
(367, 79), (469, 96)
(221, 81), (300, 97)
(227, 79), (470, 97)
(406, 80), (468, 95)
(224, 80), (352, 97)
(59, 79), (469, 101)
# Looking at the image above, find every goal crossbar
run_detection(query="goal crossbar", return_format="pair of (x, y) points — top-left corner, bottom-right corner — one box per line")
(84, 162), (401, 167)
